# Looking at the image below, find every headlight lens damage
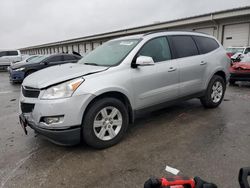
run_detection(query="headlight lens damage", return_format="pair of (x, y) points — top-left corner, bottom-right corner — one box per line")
(41, 77), (84, 99)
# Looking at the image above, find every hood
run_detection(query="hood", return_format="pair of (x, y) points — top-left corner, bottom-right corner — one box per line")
(22, 63), (108, 89)
(232, 62), (250, 70)
(10, 60), (27, 68)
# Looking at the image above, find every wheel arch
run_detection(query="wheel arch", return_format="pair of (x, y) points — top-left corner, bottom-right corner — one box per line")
(214, 70), (226, 84)
(205, 69), (227, 89)
(82, 91), (135, 125)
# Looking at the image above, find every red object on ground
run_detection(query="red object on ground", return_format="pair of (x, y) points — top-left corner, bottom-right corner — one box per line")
(160, 177), (195, 188)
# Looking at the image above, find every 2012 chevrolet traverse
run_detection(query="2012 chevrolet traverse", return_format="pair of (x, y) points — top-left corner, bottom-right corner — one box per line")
(19, 31), (230, 149)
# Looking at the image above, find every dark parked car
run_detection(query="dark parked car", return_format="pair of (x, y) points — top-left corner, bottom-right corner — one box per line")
(8, 53), (81, 82)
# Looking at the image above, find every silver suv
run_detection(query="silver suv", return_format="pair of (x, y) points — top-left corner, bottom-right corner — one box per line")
(19, 31), (230, 149)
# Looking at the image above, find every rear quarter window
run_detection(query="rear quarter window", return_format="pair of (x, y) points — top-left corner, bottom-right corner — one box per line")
(63, 55), (76, 61)
(193, 36), (219, 54)
(47, 55), (63, 63)
(168, 35), (199, 59)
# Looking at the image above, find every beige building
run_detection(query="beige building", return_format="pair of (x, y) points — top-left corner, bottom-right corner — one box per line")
(20, 6), (250, 55)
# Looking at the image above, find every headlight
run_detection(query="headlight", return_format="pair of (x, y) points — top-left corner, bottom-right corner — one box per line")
(41, 77), (84, 100)
(15, 67), (25, 71)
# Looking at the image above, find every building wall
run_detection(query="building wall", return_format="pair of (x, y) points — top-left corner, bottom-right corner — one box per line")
(20, 12), (250, 55)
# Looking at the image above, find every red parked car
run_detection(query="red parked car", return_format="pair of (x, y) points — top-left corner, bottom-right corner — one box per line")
(229, 55), (250, 85)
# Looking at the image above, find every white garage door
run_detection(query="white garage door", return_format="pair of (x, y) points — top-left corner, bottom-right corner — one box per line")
(223, 23), (250, 48)
(194, 27), (215, 36)
(79, 44), (85, 56)
(93, 42), (101, 49)
(85, 43), (92, 53)
(73, 44), (78, 53)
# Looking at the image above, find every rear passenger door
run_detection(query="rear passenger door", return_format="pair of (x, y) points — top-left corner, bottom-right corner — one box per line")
(168, 35), (206, 96)
(132, 37), (179, 110)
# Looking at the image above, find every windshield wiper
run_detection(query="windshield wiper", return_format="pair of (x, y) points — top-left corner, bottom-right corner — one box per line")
(84, 63), (100, 66)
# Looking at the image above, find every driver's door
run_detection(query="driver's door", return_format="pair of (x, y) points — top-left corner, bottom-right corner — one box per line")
(131, 37), (179, 110)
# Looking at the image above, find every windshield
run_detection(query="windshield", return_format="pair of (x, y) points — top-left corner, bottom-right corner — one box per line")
(240, 55), (250, 63)
(26, 55), (39, 62)
(78, 39), (140, 66)
(226, 47), (244, 54)
(29, 55), (48, 63)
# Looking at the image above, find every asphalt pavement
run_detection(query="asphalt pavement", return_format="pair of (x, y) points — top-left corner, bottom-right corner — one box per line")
(0, 72), (250, 188)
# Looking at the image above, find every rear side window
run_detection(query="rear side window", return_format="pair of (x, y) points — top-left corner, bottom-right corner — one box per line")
(193, 36), (219, 54)
(138, 37), (171, 62)
(168, 36), (199, 58)
(63, 55), (76, 61)
(47, 55), (63, 63)
(7, 51), (18, 56)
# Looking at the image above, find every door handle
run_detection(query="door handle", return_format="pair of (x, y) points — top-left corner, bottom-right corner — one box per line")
(200, 61), (207, 65)
(168, 67), (177, 72)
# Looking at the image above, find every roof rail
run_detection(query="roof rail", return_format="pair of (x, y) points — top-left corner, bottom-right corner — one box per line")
(143, 29), (168, 36)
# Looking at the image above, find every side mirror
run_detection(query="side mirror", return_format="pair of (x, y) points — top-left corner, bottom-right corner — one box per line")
(136, 56), (155, 66)
(42, 61), (48, 65)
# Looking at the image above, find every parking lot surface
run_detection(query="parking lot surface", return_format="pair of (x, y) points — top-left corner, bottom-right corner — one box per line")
(0, 72), (250, 188)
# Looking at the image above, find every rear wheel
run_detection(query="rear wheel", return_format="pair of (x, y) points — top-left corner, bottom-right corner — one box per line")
(200, 75), (226, 108)
(82, 98), (129, 149)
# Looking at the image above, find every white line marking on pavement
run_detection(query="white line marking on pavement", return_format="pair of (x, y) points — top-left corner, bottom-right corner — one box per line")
(165, 165), (180, 175)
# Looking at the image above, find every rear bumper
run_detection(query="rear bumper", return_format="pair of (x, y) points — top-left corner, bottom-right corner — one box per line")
(20, 114), (81, 146)
(230, 72), (250, 81)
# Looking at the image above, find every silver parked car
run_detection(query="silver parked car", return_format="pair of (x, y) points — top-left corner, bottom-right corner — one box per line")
(0, 50), (22, 70)
(19, 31), (230, 148)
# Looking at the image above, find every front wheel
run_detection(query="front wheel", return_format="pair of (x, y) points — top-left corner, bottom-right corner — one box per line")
(82, 98), (129, 149)
(200, 75), (226, 108)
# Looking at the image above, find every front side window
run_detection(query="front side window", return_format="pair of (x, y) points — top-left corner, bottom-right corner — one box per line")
(193, 36), (219, 54)
(78, 39), (140, 66)
(29, 55), (49, 63)
(169, 35), (199, 58)
(138, 37), (171, 62)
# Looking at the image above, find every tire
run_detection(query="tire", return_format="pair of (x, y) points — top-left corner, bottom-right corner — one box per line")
(82, 98), (129, 149)
(200, 75), (226, 108)
(229, 80), (236, 85)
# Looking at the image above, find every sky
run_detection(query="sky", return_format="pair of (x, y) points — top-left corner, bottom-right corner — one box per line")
(0, 0), (250, 49)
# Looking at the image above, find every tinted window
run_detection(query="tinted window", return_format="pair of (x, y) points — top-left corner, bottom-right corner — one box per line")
(63, 55), (77, 61)
(138, 37), (171, 62)
(7, 51), (18, 56)
(193, 36), (219, 54)
(0, 51), (7, 57)
(47, 55), (62, 63)
(244, 48), (250, 54)
(169, 36), (199, 58)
